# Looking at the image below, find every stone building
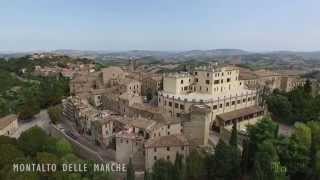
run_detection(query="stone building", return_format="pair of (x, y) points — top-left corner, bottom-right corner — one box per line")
(141, 74), (163, 97)
(91, 119), (114, 148)
(101, 66), (126, 86)
(0, 114), (18, 136)
(69, 71), (101, 98)
(115, 129), (143, 164)
(62, 96), (85, 122)
(158, 65), (260, 128)
(145, 134), (190, 170)
(216, 106), (264, 131)
(118, 78), (142, 96)
(182, 104), (211, 146)
(239, 68), (306, 92)
(280, 76), (306, 92)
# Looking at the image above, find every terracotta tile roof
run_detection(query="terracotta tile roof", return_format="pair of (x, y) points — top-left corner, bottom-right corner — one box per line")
(0, 114), (17, 130)
(145, 134), (190, 148)
(216, 106), (264, 122)
(254, 69), (279, 77)
(130, 118), (157, 130)
(238, 68), (258, 80)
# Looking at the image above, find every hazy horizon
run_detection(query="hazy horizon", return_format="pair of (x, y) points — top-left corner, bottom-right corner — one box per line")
(1, 0), (320, 52)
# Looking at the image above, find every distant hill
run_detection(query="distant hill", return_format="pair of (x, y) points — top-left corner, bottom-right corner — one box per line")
(50, 49), (250, 60)
(174, 49), (250, 58)
(265, 51), (320, 60)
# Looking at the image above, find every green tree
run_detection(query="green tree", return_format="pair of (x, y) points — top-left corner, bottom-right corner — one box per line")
(229, 121), (238, 147)
(60, 153), (82, 164)
(279, 125), (310, 179)
(0, 135), (17, 145)
(55, 138), (73, 157)
(127, 158), (135, 180)
(0, 144), (24, 168)
(307, 121), (320, 180)
(174, 153), (186, 180)
(0, 157), (39, 180)
(18, 126), (49, 156)
(144, 169), (151, 180)
(18, 99), (40, 120)
(266, 94), (292, 123)
(186, 150), (205, 180)
(247, 118), (279, 168)
(210, 140), (241, 180)
(303, 79), (312, 96)
(252, 140), (279, 180)
(48, 105), (62, 124)
(152, 159), (175, 180)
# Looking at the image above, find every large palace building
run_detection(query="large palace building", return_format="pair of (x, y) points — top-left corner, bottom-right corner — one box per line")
(158, 65), (264, 131)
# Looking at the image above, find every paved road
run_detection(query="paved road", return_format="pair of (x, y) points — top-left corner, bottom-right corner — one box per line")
(11, 110), (50, 138)
(58, 119), (116, 162)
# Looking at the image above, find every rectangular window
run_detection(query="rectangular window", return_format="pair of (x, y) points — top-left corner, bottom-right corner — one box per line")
(180, 104), (185, 110)
(181, 80), (183, 84)
(232, 101), (235, 105)
(184, 86), (188, 90)
(207, 73), (209, 77)
(169, 102), (172, 107)
(213, 105), (217, 110)
(175, 103), (179, 108)
(227, 78), (230, 82)
(154, 156), (157, 160)
(194, 72), (198, 75)
(220, 104), (223, 108)
(206, 80), (210, 84)
(167, 147), (170, 151)
(214, 80), (219, 84)
(195, 78), (198, 82)
(176, 113), (180, 117)
(243, 99), (246, 103)
(226, 102), (229, 107)
(237, 100), (241, 104)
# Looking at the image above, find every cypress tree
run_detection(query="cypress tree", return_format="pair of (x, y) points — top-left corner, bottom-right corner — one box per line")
(127, 158), (135, 180)
(229, 121), (238, 147)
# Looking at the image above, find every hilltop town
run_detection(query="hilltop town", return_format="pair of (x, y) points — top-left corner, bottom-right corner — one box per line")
(1, 52), (320, 179)
(57, 55), (313, 170)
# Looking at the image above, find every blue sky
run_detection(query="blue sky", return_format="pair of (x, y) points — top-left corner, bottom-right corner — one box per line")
(0, 0), (319, 52)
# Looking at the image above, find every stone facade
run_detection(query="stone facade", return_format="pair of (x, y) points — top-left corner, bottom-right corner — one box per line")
(159, 65), (259, 125)
(141, 74), (163, 96)
(182, 104), (211, 146)
(145, 135), (190, 170)
(239, 68), (306, 92)
(0, 114), (18, 136)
